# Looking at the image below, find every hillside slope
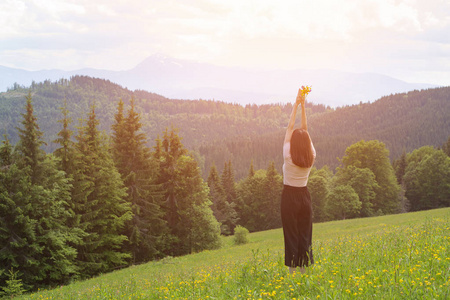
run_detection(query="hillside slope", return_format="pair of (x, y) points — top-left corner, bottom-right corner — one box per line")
(18, 207), (450, 299)
(199, 87), (450, 177)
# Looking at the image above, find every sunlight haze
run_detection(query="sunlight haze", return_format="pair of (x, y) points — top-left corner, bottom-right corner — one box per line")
(1, 0), (449, 85)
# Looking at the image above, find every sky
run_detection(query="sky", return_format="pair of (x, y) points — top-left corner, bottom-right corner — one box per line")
(1, 0), (450, 85)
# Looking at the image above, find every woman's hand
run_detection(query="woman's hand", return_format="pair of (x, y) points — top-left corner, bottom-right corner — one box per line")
(296, 88), (305, 106)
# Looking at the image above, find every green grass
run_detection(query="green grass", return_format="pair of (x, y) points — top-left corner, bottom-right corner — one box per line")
(18, 208), (450, 299)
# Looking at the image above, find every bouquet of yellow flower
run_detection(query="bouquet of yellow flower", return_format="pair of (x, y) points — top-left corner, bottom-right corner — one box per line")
(301, 85), (312, 97)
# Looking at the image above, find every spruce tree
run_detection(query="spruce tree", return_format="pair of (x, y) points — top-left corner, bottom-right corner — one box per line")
(442, 136), (450, 157)
(53, 102), (89, 275)
(0, 268), (26, 298)
(111, 99), (126, 169)
(248, 160), (255, 177)
(28, 154), (77, 286)
(12, 94), (77, 288)
(221, 160), (237, 206)
(153, 135), (163, 160)
(0, 135), (13, 166)
(235, 168), (266, 232)
(263, 161), (282, 229)
(72, 105), (132, 277)
(393, 150), (407, 184)
(0, 138), (37, 292)
(207, 164), (227, 231)
(235, 162), (282, 232)
(112, 98), (167, 263)
(53, 98), (75, 174)
(156, 128), (220, 256)
(207, 164), (238, 235)
(16, 92), (45, 183)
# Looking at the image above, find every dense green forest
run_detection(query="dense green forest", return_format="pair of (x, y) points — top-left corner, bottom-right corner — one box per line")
(0, 77), (327, 171)
(1, 82), (449, 296)
(0, 94), (221, 294)
(2, 76), (448, 179)
(199, 87), (450, 178)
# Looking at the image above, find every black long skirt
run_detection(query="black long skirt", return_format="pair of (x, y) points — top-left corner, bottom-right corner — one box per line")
(281, 184), (314, 268)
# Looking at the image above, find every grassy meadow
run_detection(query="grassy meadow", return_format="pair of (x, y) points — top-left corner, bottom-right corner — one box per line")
(19, 208), (449, 299)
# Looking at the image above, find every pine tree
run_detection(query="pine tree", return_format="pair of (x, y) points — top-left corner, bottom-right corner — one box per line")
(176, 155), (221, 252)
(153, 135), (163, 160)
(248, 160), (255, 177)
(441, 136), (450, 157)
(29, 155), (77, 286)
(111, 99), (127, 168)
(235, 162), (282, 232)
(392, 150), (410, 212)
(207, 164), (224, 196)
(156, 128), (220, 255)
(221, 160), (237, 206)
(221, 161), (240, 233)
(12, 94), (77, 288)
(158, 128), (187, 234)
(72, 104), (132, 277)
(53, 98), (75, 174)
(112, 98), (167, 263)
(207, 165), (227, 230)
(393, 150), (407, 184)
(263, 161), (282, 229)
(53, 102), (89, 276)
(0, 135), (13, 166)
(15, 92), (45, 183)
(207, 164), (238, 235)
(0, 268), (26, 298)
(0, 138), (37, 292)
(235, 168), (266, 232)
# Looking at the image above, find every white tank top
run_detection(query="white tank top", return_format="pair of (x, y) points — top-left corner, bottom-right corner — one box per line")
(282, 141), (316, 187)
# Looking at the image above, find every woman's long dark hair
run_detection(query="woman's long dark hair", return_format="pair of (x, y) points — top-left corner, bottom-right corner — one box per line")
(290, 129), (314, 168)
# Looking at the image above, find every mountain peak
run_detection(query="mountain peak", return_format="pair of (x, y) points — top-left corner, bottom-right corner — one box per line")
(134, 53), (184, 70)
(0, 54), (439, 106)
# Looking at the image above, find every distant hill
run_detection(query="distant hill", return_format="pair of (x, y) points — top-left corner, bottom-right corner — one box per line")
(199, 87), (450, 178)
(0, 54), (437, 107)
(0, 75), (305, 154)
(0, 76), (448, 179)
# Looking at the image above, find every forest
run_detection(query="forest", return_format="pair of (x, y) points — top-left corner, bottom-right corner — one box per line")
(1, 76), (448, 178)
(0, 77), (449, 295)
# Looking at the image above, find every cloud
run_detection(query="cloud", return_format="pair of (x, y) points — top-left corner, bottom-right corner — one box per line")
(0, 0), (449, 84)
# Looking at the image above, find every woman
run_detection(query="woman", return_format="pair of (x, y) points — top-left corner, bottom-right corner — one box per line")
(281, 88), (316, 274)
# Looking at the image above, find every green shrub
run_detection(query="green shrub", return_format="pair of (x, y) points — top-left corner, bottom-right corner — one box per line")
(233, 225), (249, 245)
(1, 268), (26, 298)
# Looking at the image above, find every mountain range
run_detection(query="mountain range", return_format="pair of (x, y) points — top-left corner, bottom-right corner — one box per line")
(0, 54), (438, 107)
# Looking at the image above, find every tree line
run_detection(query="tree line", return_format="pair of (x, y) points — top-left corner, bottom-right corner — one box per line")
(206, 137), (449, 228)
(2, 76), (448, 181)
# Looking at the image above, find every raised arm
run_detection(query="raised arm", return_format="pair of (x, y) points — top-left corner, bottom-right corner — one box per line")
(300, 98), (307, 131)
(284, 89), (305, 144)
